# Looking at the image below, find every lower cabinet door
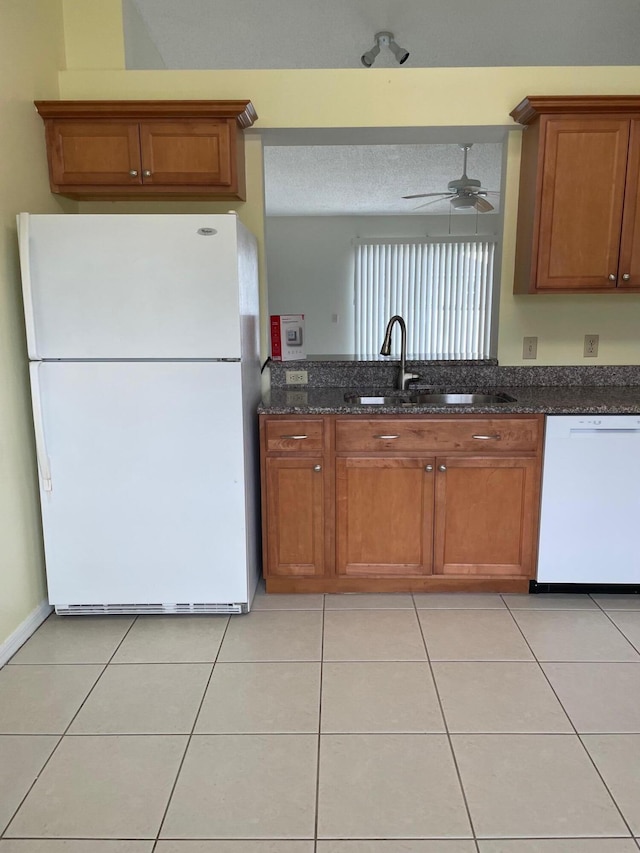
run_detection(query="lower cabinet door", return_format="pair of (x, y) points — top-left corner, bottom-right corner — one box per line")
(336, 456), (435, 577)
(265, 457), (325, 577)
(433, 456), (539, 577)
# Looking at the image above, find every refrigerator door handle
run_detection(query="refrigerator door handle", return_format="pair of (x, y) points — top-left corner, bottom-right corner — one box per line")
(29, 363), (52, 492)
(17, 213), (39, 359)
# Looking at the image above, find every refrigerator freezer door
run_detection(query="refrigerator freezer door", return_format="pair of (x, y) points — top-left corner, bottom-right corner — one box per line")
(33, 360), (251, 607)
(20, 214), (242, 359)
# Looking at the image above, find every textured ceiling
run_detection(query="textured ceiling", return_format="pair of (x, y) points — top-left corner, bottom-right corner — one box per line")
(124, 0), (640, 69)
(263, 143), (503, 216)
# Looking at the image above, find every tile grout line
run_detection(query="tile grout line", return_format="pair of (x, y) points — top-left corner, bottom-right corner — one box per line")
(0, 613), (141, 840)
(594, 605), (640, 659)
(313, 593), (326, 851)
(590, 590), (640, 657)
(501, 594), (638, 840)
(412, 595), (481, 853)
(150, 614), (232, 852)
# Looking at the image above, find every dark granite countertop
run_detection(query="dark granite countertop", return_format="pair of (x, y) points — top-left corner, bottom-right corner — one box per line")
(259, 385), (640, 416)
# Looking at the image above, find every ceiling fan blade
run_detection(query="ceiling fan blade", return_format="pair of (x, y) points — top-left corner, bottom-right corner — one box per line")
(474, 196), (495, 212)
(413, 195), (454, 210)
(402, 192), (449, 199)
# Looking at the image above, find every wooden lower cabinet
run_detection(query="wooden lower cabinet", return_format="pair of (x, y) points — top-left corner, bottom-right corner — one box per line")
(336, 457), (434, 577)
(433, 456), (539, 577)
(264, 457), (325, 577)
(261, 414), (543, 593)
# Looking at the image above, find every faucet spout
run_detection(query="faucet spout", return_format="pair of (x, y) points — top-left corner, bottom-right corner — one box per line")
(380, 315), (420, 391)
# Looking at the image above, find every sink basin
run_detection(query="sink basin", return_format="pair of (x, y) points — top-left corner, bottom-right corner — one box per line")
(344, 391), (516, 406)
(411, 392), (516, 405)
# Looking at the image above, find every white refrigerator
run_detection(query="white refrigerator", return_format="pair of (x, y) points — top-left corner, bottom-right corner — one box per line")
(17, 213), (261, 615)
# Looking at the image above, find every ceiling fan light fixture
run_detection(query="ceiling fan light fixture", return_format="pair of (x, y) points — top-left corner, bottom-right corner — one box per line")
(361, 31), (409, 67)
(450, 196), (477, 210)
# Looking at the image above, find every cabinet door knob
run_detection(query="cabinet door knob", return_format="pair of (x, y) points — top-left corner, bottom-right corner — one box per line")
(425, 464), (433, 472)
(438, 464), (447, 472)
(129, 170), (138, 177)
(623, 273), (631, 281)
(608, 274), (617, 281)
(313, 464), (322, 472)
(143, 170), (152, 177)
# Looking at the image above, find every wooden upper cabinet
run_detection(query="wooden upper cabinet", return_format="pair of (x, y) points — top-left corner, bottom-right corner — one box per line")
(47, 121), (142, 187)
(35, 100), (256, 200)
(139, 120), (233, 187)
(511, 95), (640, 293)
(536, 119), (629, 290)
(619, 120), (640, 289)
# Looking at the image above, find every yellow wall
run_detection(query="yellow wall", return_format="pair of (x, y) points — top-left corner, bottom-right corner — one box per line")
(0, 0), (71, 647)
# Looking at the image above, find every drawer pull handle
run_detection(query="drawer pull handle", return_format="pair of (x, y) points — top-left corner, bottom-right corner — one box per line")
(313, 464), (322, 472)
(281, 434), (307, 440)
(472, 434), (501, 441)
(374, 434), (400, 439)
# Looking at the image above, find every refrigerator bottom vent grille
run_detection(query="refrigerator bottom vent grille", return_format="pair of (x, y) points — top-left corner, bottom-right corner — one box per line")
(55, 602), (244, 616)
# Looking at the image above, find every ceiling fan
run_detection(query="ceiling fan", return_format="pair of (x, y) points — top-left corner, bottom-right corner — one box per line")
(403, 143), (498, 212)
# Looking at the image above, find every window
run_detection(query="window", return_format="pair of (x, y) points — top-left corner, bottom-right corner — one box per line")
(354, 238), (496, 359)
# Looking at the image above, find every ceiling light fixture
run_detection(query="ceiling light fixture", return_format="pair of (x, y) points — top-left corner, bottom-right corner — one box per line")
(361, 31), (409, 67)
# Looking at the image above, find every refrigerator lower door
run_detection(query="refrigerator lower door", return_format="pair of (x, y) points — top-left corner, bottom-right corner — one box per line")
(32, 360), (252, 612)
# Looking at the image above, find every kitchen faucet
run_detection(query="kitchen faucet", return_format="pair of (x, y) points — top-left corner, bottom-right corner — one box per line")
(380, 315), (420, 391)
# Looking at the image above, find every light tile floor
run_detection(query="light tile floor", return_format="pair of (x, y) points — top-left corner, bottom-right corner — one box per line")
(1, 590), (640, 852)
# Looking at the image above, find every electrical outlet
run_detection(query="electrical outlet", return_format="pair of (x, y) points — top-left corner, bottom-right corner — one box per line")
(522, 336), (538, 360)
(285, 369), (308, 385)
(584, 334), (599, 358)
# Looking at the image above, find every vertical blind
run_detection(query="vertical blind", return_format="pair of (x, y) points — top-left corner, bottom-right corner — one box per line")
(354, 238), (495, 359)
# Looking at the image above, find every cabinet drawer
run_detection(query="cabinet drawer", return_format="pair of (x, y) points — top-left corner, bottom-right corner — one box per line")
(265, 419), (324, 452)
(335, 418), (540, 453)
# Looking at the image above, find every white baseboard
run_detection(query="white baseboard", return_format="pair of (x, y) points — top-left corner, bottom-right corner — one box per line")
(0, 600), (53, 668)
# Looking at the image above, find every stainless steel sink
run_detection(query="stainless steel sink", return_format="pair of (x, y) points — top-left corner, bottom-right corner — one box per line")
(344, 391), (516, 406)
(411, 392), (516, 405)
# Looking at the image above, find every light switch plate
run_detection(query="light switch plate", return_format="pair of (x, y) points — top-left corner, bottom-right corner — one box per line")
(523, 336), (538, 359)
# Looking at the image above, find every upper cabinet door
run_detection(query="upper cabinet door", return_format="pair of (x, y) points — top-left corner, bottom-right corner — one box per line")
(536, 118), (630, 291)
(139, 120), (233, 187)
(47, 120), (142, 187)
(618, 120), (640, 289)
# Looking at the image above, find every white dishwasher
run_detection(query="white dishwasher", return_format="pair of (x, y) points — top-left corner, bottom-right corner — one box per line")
(537, 414), (640, 588)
